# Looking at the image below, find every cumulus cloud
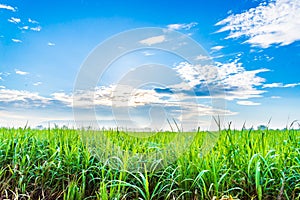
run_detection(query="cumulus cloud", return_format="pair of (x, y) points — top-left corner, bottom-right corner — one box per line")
(8, 17), (21, 24)
(167, 22), (198, 30)
(216, 0), (300, 48)
(55, 85), (169, 108)
(0, 4), (16, 12)
(139, 35), (166, 46)
(237, 100), (261, 106)
(263, 82), (300, 88)
(15, 69), (29, 75)
(12, 38), (22, 43)
(0, 89), (50, 107)
(173, 60), (268, 100)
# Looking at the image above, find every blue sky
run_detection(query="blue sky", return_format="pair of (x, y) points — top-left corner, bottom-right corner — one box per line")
(0, 0), (300, 130)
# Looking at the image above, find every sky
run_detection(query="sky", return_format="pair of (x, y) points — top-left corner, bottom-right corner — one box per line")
(0, 0), (300, 130)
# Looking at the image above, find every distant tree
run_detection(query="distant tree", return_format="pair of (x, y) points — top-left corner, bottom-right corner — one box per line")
(257, 125), (267, 130)
(36, 125), (44, 130)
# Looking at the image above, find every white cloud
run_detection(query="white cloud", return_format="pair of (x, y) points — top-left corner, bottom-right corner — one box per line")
(30, 26), (42, 32)
(8, 17), (21, 23)
(15, 69), (29, 75)
(56, 85), (168, 108)
(19, 26), (29, 30)
(0, 4), (16, 12)
(51, 59), (269, 113)
(263, 82), (300, 88)
(211, 45), (224, 51)
(0, 89), (50, 106)
(216, 0), (300, 48)
(28, 18), (39, 24)
(139, 35), (166, 46)
(142, 51), (154, 56)
(173, 59), (269, 100)
(237, 100), (261, 106)
(195, 54), (210, 61)
(0, 86), (5, 89)
(271, 96), (281, 99)
(284, 83), (300, 88)
(33, 82), (42, 86)
(47, 42), (55, 46)
(12, 38), (22, 43)
(167, 22), (198, 30)
(51, 92), (73, 106)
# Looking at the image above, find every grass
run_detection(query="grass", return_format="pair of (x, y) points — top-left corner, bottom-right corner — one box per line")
(0, 126), (299, 199)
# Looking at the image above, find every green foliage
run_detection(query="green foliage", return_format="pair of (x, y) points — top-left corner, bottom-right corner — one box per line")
(0, 127), (299, 199)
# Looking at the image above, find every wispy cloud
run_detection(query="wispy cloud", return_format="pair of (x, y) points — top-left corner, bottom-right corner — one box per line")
(142, 51), (154, 56)
(19, 26), (29, 30)
(263, 82), (300, 88)
(33, 82), (42, 86)
(216, 0), (300, 48)
(30, 26), (42, 32)
(139, 35), (166, 46)
(8, 17), (21, 24)
(0, 4), (16, 12)
(28, 18), (39, 24)
(0, 86), (5, 89)
(195, 54), (210, 61)
(12, 38), (22, 43)
(15, 69), (29, 75)
(47, 42), (55, 46)
(0, 72), (10, 80)
(271, 96), (281, 99)
(237, 100), (261, 106)
(211, 45), (224, 52)
(167, 22), (198, 30)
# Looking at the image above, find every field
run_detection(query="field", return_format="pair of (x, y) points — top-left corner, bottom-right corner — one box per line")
(0, 126), (299, 200)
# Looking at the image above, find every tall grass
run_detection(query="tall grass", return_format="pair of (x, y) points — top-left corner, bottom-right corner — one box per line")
(0, 126), (299, 199)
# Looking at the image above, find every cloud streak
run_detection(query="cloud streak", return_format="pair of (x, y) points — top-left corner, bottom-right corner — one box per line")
(211, 45), (224, 52)
(139, 35), (166, 45)
(0, 4), (16, 12)
(47, 42), (55, 46)
(263, 82), (300, 88)
(167, 22), (198, 31)
(12, 39), (22, 43)
(15, 69), (29, 75)
(216, 0), (300, 48)
(30, 26), (42, 32)
(237, 100), (261, 106)
(8, 17), (21, 24)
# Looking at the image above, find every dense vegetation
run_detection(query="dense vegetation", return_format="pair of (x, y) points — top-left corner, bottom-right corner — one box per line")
(0, 126), (299, 199)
